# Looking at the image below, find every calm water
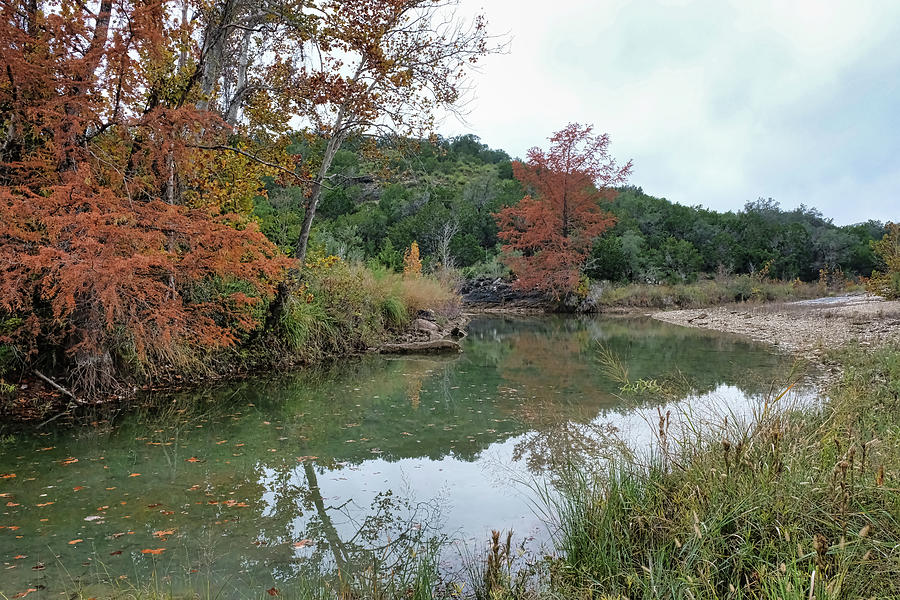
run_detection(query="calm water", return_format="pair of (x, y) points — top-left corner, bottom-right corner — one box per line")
(0, 315), (813, 597)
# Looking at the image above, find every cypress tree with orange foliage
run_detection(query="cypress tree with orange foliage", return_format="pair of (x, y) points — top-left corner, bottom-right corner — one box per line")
(494, 124), (632, 298)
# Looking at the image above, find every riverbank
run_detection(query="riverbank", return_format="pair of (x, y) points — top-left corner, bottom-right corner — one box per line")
(0, 262), (466, 425)
(461, 275), (856, 314)
(652, 294), (900, 359)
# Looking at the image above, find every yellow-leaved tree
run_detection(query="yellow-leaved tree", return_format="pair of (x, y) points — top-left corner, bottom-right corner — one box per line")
(867, 222), (900, 299)
(403, 242), (422, 278)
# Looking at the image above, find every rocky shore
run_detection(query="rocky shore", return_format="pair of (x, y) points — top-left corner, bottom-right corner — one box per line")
(652, 294), (900, 360)
(378, 310), (469, 354)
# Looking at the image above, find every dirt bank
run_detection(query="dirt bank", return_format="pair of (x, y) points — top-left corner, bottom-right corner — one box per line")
(652, 294), (900, 360)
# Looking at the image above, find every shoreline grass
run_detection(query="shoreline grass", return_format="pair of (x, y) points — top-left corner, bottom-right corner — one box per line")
(543, 342), (900, 599)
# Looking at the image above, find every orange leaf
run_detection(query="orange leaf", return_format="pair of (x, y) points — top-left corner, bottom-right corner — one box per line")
(0, 473), (15, 479)
(129, 473), (141, 477)
(36, 502), (54, 507)
(141, 548), (165, 555)
(73, 486), (84, 491)
(153, 530), (175, 538)
(292, 539), (314, 548)
(60, 458), (78, 465)
(12, 588), (38, 598)
(267, 588), (279, 596)
(185, 457), (201, 463)
(68, 539), (83, 545)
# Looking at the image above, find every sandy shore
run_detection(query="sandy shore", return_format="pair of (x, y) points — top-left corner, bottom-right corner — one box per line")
(652, 294), (900, 360)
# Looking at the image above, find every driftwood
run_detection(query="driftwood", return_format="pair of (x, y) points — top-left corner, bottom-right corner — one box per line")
(34, 369), (80, 402)
(379, 339), (462, 354)
(34, 369), (83, 429)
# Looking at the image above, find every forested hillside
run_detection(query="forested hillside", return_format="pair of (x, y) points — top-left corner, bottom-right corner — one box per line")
(266, 134), (887, 285)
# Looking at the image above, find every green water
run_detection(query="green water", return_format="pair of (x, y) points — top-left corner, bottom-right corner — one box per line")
(0, 315), (811, 598)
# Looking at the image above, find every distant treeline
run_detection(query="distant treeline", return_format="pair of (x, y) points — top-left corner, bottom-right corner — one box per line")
(258, 134), (886, 284)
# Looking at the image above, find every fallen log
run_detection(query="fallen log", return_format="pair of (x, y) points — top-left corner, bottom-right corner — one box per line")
(379, 339), (462, 354)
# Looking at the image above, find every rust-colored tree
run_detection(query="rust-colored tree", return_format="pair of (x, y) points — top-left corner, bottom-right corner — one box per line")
(0, 0), (293, 393)
(494, 124), (632, 297)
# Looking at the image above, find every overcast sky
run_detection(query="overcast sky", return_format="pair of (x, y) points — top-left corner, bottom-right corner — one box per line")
(440, 0), (900, 225)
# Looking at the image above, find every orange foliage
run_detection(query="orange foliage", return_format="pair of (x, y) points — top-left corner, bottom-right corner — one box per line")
(494, 124), (632, 298)
(403, 241), (422, 277)
(0, 0), (294, 392)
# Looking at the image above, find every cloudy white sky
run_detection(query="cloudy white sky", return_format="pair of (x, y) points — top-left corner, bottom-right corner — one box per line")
(440, 0), (900, 225)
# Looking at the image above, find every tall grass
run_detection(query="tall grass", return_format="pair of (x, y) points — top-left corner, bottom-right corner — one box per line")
(543, 344), (900, 599)
(274, 260), (459, 364)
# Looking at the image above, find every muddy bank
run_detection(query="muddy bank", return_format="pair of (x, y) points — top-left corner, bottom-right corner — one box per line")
(652, 294), (900, 360)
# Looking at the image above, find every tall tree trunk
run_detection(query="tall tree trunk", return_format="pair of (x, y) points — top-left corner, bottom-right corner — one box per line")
(224, 28), (253, 126)
(195, 0), (238, 112)
(294, 120), (346, 265)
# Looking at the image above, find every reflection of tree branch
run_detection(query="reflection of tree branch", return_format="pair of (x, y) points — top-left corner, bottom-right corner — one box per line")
(303, 461), (350, 574)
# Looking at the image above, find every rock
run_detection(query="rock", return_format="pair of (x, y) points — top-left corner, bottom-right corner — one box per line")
(380, 340), (462, 354)
(412, 318), (439, 333)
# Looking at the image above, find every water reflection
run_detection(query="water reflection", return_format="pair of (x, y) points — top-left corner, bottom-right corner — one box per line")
(0, 315), (811, 597)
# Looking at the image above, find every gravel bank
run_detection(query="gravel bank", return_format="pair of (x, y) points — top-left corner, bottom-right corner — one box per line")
(652, 294), (900, 360)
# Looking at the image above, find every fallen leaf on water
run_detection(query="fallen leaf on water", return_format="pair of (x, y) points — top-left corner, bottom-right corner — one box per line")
(185, 457), (201, 463)
(13, 555), (26, 559)
(73, 486), (84, 492)
(267, 588), (279, 596)
(38, 447), (54, 451)
(110, 550), (122, 556)
(7, 501), (20, 507)
(1, 473), (15, 479)
(60, 458), (78, 465)
(146, 503), (162, 508)
(68, 539), (83, 545)
(128, 473), (141, 477)
(292, 539), (314, 548)
(141, 548), (165, 555)
(12, 588), (38, 598)
(153, 530), (175, 538)
(36, 502), (54, 507)
(96, 506), (109, 511)
(31, 563), (45, 571)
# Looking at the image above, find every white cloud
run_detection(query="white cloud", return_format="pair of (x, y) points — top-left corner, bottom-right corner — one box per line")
(439, 0), (900, 224)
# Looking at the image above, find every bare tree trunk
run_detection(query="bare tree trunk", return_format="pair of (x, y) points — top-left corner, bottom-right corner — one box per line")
(195, 0), (237, 112)
(177, 0), (189, 71)
(294, 119), (346, 265)
(435, 219), (459, 271)
(225, 28), (253, 125)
